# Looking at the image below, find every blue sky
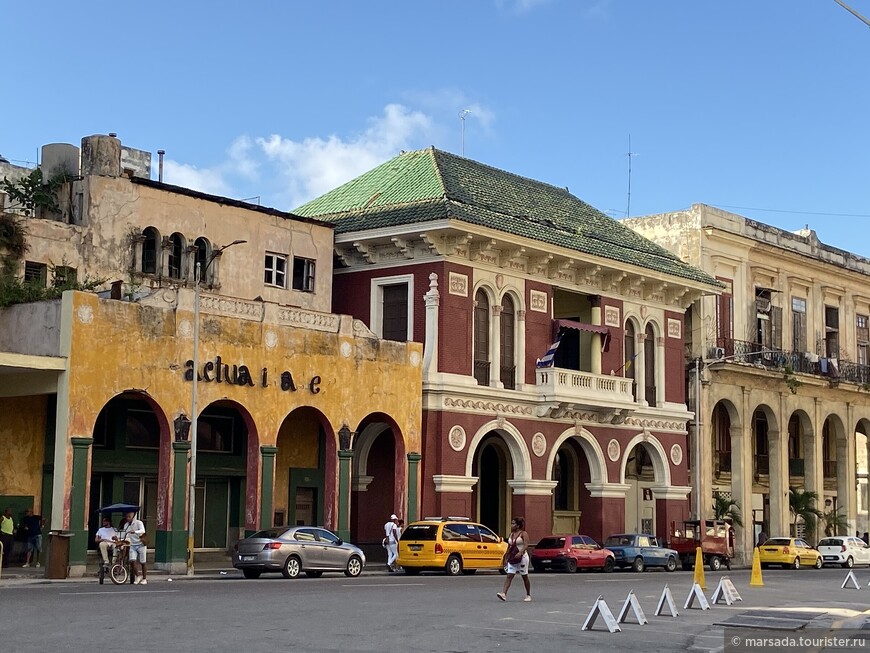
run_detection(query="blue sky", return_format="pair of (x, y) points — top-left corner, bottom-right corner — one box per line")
(4, 1), (870, 254)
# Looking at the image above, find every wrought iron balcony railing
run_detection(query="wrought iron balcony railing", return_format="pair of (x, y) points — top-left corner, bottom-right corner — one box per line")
(708, 338), (870, 385)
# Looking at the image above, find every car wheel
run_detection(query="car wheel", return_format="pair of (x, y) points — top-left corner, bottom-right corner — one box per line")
(445, 554), (463, 576)
(665, 556), (677, 572)
(792, 557), (801, 570)
(306, 571), (324, 578)
(282, 555), (301, 579)
(344, 555), (363, 578)
(565, 558), (578, 573)
(631, 556), (645, 573)
(603, 557), (614, 573)
(843, 557), (854, 569)
(813, 557), (822, 569)
(242, 569), (261, 579)
(404, 567), (421, 576)
(709, 555), (722, 572)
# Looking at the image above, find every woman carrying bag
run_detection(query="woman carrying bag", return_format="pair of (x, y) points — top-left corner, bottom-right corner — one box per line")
(497, 516), (531, 602)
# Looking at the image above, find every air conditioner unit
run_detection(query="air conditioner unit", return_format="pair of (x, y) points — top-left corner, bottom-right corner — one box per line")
(714, 347), (726, 360)
(755, 298), (771, 313)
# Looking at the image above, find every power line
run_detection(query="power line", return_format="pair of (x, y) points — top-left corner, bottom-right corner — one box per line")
(832, 0), (870, 28)
(712, 204), (870, 219)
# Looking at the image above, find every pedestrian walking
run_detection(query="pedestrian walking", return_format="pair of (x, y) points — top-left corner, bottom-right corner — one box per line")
(0, 507), (15, 568)
(384, 513), (400, 572)
(497, 516), (531, 602)
(21, 508), (44, 568)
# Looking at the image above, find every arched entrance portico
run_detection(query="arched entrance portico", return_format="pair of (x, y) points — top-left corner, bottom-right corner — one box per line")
(275, 407), (328, 530)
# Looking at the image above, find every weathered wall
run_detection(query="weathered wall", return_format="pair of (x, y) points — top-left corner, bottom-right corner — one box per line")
(0, 300), (62, 356)
(0, 395), (47, 503)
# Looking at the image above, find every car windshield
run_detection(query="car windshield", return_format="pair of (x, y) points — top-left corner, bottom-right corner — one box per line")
(537, 537), (566, 549)
(763, 538), (790, 546)
(818, 538), (842, 547)
(401, 524), (438, 541)
(604, 536), (634, 547)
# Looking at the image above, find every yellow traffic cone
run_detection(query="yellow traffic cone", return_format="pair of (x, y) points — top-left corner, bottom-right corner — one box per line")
(750, 547), (764, 586)
(693, 546), (706, 590)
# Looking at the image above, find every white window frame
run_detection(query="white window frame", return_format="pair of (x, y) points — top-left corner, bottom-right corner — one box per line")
(264, 252), (288, 288)
(370, 274), (414, 340)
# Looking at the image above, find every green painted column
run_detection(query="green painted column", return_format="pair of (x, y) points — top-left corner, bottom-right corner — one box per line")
(406, 453), (422, 523)
(157, 441), (191, 565)
(68, 437), (93, 569)
(337, 450), (354, 541)
(260, 446), (278, 530)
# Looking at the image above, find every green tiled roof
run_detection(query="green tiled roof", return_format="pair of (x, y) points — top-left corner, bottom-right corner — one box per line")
(294, 147), (718, 286)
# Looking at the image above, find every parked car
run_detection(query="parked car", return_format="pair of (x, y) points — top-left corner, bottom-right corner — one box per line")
(233, 526), (366, 579)
(397, 517), (507, 576)
(603, 533), (678, 572)
(817, 536), (870, 568)
(757, 537), (822, 569)
(530, 534), (615, 573)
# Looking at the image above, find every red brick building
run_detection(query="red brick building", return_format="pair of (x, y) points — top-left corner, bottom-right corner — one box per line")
(296, 148), (720, 545)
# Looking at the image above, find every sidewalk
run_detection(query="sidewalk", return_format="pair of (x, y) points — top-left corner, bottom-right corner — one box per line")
(0, 556), (398, 587)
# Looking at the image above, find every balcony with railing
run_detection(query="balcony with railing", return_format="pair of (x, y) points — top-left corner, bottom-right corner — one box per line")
(536, 367), (636, 412)
(709, 338), (870, 384)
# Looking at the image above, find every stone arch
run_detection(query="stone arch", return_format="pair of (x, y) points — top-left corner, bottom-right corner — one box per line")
(619, 432), (672, 486)
(276, 406), (330, 529)
(464, 419), (532, 481)
(141, 226), (160, 274)
(822, 412), (850, 533)
(545, 426), (608, 485)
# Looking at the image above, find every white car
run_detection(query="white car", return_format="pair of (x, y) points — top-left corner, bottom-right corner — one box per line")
(817, 536), (870, 568)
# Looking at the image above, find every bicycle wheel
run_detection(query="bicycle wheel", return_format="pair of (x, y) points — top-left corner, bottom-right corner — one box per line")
(110, 563), (128, 585)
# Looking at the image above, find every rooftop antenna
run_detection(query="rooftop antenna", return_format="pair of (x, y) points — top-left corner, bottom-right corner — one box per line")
(626, 134), (638, 217)
(459, 109), (472, 156)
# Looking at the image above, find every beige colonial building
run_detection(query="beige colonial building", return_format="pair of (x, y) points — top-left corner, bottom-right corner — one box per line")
(0, 135), (422, 575)
(627, 204), (870, 562)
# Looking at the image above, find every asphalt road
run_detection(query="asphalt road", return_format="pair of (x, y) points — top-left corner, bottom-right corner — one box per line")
(3, 566), (870, 653)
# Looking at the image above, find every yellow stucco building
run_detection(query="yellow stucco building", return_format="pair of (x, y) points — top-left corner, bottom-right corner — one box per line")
(0, 135), (422, 574)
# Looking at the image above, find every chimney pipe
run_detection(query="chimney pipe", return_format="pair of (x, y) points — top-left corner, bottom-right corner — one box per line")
(158, 150), (165, 183)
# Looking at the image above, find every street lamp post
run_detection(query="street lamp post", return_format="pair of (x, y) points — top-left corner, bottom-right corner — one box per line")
(188, 239), (246, 576)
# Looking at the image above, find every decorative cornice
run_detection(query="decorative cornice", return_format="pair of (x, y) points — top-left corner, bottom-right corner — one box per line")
(201, 295), (265, 321)
(443, 396), (533, 415)
(585, 482), (632, 498)
(507, 479), (558, 496)
(650, 485), (693, 501)
(278, 307), (341, 332)
(433, 474), (478, 493)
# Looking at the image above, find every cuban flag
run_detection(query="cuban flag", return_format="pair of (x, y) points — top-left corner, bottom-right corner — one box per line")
(536, 335), (563, 368)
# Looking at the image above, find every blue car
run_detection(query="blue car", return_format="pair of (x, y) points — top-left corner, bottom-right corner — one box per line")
(603, 533), (679, 572)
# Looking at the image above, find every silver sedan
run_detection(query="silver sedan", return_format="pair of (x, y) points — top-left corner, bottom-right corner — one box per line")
(233, 526), (366, 579)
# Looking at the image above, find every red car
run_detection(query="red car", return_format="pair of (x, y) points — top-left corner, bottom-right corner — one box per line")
(531, 534), (615, 573)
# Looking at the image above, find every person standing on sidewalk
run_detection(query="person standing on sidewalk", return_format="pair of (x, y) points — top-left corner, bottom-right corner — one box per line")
(497, 516), (531, 602)
(121, 510), (148, 585)
(21, 509), (44, 568)
(0, 507), (14, 569)
(384, 514), (400, 572)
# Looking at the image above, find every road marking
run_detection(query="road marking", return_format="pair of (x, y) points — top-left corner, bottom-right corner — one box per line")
(343, 583), (426, 587)
(59, 590), (181, 596)
(455, 625), (527, 633)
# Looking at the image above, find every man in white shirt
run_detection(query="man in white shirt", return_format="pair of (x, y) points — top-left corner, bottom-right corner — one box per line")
(95, 516), (119, 567)
(120, 511), (148, 585)
(384, 514), (400, 572)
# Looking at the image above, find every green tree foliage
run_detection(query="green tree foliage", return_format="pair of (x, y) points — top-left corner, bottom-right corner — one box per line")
(789, 487), (823, 543)
(712, 492), (743, 528)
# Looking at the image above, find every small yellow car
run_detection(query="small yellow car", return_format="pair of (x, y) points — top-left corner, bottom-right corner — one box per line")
(397, 517), (508, 575)
(758, 537), (823, 569)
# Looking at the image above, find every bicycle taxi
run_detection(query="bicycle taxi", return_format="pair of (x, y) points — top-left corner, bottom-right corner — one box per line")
(96, 503), (140, 585)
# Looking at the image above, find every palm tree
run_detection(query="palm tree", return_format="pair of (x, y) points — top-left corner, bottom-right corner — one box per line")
(712, 492), (743, 528)
(788, 487), (823, 542)
(820, 507), (849, 538)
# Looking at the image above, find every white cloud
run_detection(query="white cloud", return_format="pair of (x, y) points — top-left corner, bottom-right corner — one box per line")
(161, 100), (495, 210)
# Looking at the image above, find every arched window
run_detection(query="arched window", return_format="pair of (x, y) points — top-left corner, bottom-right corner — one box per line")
(474, 289), (490, 386)
(624, 321), (637, 400)
(194, 237), (211, 284)
(644, 324), (656, 405)
(552, 448), (576, 511)
(141, 227), (159, 275)
(500, 295), (516, 389)
(167, 233), (185, 279)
